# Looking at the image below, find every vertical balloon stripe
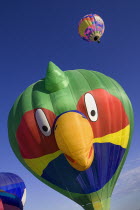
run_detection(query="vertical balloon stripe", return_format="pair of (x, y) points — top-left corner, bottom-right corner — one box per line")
(0, 199), (4, 210)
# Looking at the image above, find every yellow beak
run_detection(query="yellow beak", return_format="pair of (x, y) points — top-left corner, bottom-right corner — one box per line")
(54, 111), (94, 171)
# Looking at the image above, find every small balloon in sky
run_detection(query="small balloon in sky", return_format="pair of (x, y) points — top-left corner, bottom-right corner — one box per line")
(78, 14), (105, 43)
(0, 172), (26, 210)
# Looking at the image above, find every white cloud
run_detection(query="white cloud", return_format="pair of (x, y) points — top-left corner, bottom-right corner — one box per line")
(113, 165), (140, 196)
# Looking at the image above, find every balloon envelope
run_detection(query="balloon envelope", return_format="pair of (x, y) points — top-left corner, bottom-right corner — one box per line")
(0, 173), (26, 210)
(8, 62), (133, 210)
(78, 14), (105, 42)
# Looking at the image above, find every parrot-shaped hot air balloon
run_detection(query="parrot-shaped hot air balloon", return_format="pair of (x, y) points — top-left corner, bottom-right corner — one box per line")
(8, 62), (133, 210)
(0, 173), (26, 210)
(78, 14), (105, 43)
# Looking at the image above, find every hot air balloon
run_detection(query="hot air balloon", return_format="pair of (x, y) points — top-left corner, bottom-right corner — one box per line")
(0, 173), (26, 210)
(8, 62), (133, 210)
(78, 14), (105, 43)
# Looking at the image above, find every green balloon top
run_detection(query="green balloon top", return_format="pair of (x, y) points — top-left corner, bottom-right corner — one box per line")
(45, 62), (69, 93)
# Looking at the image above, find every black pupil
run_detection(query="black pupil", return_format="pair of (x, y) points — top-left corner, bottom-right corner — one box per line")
(91, 110), (96, 116)
(42, 126), (48, 132)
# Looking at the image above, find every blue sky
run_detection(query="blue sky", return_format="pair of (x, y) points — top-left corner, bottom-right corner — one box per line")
(0, 0), (140, 209)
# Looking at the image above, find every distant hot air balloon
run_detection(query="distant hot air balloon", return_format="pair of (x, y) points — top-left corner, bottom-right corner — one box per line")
(8, 62), (133, 210)
(0, 173), (26, 210)
(78, 14), (105, 43)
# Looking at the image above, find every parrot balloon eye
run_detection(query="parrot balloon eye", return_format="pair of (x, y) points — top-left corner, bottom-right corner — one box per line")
(85, 93), (98, 122)
(8, 62), (134, 210)
(35, 109), (51, 136)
